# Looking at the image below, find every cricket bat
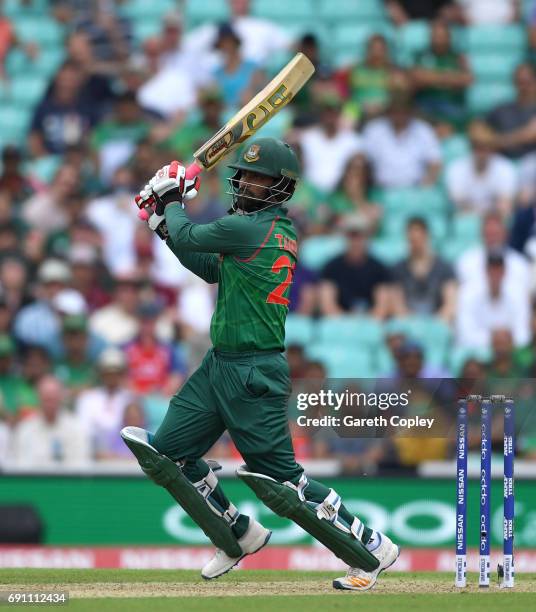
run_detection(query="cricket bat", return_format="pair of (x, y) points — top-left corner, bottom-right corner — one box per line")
(137, 53), (314, 218)
(185, 52), (315, 179)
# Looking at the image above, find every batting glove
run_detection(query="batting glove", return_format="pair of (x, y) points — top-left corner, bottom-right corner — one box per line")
(135, 161), (201, 240)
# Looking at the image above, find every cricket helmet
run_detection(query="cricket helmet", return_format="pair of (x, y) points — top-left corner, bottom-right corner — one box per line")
(227, 137), (300, 213)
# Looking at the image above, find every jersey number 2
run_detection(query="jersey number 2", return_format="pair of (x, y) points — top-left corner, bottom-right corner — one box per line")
(267, 255), (295, 306)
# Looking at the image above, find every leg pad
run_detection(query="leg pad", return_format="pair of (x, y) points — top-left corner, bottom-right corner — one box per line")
(122, 427), (242, 558)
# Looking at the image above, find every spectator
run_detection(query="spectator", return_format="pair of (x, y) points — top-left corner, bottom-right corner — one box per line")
(292, 33), (332, 126)
(346, 34), (400, 119)
(457, 211), (531, 291)
(54, 314), (98, 398)
(185, 0), (292, 65)
(91, 91), (156, 185)
(446, 121), (518, 217)
(458, 0), (519, 24)
(21, 163), (80, 234)
(0, 342), (47, 422)
(75, 347), (134, 458)
(157, 13), (212, 87)
(392, 217), (457, 320)
(319, 214), (391, 318)
(12, 376), (90, 467)
(0, 295), (13, 336)
(387, 0), (455, 24)
(286, 344), (309, 380)
(0, 146), (34, 204)
(124, 301), (186, 396)
(89, 273), (142, 345)
(486, 328), (527, 378)
(288, 264), (318, 315)
(0, 408), (9, 467)
(100, 401), (146, 460)
(13, 259), (71, 356)
(0, 13), (38, 81)
(0, 335), (27, 422)
(0, 255), (31, 315)
(212, 23), (263, 112)
(85, 166), (138, 275)
(65, 31), (115, 111)
(456, 251), (531, 350)
(362, 91), (442, 188)
(488, 64), (536, 160)
(29, 60), (99, 157)
(328, 155), (381, 228)
(70, 0), (132, 65)
(67, 244), (110, 313)
(159, 87), (225, 161)
(390, 340), (449, 378)
(299, 91), (363, 193)
(412, 21), (472, 127)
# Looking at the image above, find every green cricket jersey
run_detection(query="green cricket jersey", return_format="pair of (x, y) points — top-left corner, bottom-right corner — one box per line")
(165, 203), (297, 352)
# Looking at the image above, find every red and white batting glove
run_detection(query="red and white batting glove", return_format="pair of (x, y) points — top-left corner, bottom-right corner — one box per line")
(135, 161), (201, 240)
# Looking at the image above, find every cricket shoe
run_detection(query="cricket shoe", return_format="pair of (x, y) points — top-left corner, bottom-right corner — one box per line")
(332, 532), (400, 592)
(201, 519), (271, 580)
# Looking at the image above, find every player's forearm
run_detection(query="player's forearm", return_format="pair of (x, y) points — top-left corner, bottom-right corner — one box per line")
(166, 237), (219, 284)
(165, 204), (227, 253)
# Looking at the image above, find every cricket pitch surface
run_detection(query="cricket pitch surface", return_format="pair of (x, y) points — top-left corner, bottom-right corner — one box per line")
(2, 569), (534, 611)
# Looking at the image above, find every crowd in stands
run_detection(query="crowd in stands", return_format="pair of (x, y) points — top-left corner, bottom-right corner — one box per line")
(1, 0), (536, 472)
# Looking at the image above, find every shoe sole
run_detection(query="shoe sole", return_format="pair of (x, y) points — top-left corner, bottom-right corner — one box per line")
(201, 530), (272, 580)
(332, 545), (401, 592)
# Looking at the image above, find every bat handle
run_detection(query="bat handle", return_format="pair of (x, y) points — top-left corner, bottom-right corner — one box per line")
(185, 161), (203, 180)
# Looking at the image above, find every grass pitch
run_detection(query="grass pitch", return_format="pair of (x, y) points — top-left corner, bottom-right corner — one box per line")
(0, 569), (534, 611)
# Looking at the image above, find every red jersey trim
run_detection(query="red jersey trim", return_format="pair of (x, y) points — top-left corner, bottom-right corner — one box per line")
(234, 216), (279, 263)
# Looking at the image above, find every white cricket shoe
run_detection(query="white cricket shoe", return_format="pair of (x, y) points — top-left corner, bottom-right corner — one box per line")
(201, 519), (271, 580)
(332, 532), (400, 591)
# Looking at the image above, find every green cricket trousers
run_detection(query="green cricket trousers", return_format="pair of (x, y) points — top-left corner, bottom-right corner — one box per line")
(151, 348), (371, 542)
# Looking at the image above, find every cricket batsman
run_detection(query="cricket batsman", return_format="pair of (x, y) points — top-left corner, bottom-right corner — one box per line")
(121, 137), (400, 591)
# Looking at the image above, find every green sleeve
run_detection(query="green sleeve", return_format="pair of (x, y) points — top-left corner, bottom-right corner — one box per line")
(164, 203), (260, 257)
(165, 237), (219, 284)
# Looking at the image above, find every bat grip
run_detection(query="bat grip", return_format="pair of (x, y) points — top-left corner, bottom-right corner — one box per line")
(185, 161), (203, 180)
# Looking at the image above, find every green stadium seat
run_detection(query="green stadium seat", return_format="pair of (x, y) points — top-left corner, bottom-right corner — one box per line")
(132, 19), (164, 43)
(299, 234), (346, 271)
(395, 20), (430, 65)
(377, 187), (449, 216)
(318, 0), (385, 22)
(449, 346), (491, 376)
(330, 23), (394, 66)
(384, 316), (452, 369)
(185, 0), (230, 27)
(285, 314), (315, 346)
(23, 155), (62, 184)
(26, 47), (65, 77)
(0, 104), (32, 145)
(317, 316), (384, 349)
(441, 134), (470, 165)
(451, 213), (481, 244)
(375, 345), (394, 375)
(306, 343), (376, 378)
(14, 17), (64, 47)
(2, 0), (49, 16)
(468, 53), (523, 82)
(466, 82), (516, 115)
(463, 24), (527, 53)
(252, 0), (313, 21)
(121, 0), (175, 20)
(9, 75), (49, 108)
(369, 237), (407, 265)
(440, 239), (476, 262)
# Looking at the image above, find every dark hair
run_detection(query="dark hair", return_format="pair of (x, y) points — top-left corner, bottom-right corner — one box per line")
(407, 217), (428, 232)
(300, 33), (317, 47)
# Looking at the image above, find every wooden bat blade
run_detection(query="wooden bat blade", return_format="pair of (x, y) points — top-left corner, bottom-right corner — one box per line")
(192, 53), (314, 172)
